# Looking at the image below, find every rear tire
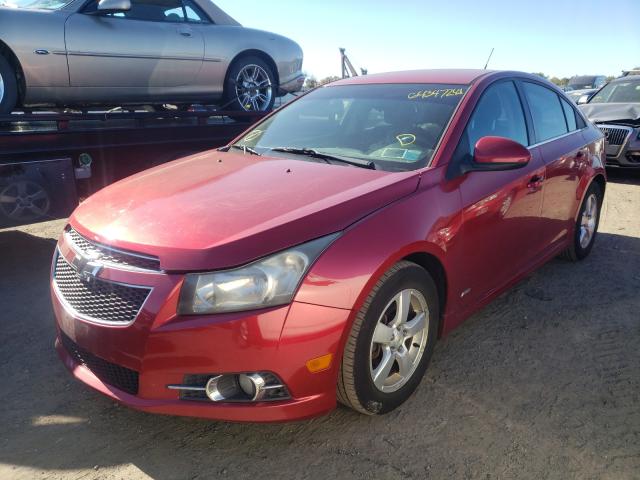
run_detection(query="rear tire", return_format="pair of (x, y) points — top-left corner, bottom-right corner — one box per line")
(337, 261), (439, 415)
(560, 182), (603, 262)
(223, 56), (276, 113)
(0, 55), (18, 114)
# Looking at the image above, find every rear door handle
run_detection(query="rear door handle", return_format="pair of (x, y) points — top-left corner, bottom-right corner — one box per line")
(178, 28), (192, 37)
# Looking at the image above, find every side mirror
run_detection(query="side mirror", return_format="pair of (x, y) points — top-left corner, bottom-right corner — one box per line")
(467, 136), (531, 172)
(577, 94), (590, 105)
(97, 0), (131, 13)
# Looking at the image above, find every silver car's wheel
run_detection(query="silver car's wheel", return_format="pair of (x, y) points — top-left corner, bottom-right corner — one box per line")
(235, 64), (273, 112)
(370, 289), (429, 393)
(579, 193), (598, 249)
(0, 180), (51, 222)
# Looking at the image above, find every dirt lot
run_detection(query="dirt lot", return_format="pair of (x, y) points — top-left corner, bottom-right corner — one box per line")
(1, 171), (639, 480)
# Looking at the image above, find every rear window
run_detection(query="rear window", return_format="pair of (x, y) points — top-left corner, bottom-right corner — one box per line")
(522, 82), (568, 142)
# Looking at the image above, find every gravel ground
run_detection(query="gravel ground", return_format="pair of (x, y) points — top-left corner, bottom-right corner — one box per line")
(0, 171), (639, 480)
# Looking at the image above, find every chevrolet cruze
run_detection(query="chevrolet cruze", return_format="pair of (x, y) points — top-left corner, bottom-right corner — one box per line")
(51, 69), (606, 421)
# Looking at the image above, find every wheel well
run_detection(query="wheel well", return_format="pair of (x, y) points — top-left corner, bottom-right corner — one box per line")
(225, 50), (280, 94)
(592, 174), (606, 199)
(403, 252), (447, 334)
(0, 40), (25, 104)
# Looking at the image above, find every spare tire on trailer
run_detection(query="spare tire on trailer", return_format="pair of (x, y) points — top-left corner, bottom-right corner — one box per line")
(0, 55), (18, 114)
(223, 56), (276, 113)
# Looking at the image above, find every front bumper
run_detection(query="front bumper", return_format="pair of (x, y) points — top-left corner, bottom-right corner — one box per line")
(278, 73), (305, 95)
(598, 123), (640, 168)
(51, 237), (352, 422)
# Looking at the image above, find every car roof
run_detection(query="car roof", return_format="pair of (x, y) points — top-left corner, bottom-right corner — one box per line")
(328, 69), (497, 86)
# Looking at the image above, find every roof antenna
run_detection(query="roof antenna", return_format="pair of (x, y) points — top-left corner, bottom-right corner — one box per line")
(483, 48), (495, 70)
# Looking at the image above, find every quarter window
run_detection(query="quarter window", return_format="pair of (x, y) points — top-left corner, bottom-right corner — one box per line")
(522, 82), (568, 142)
(560, 97), (577, 131)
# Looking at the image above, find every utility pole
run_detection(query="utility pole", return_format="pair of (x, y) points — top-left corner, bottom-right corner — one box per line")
(340, 48), (364, 79)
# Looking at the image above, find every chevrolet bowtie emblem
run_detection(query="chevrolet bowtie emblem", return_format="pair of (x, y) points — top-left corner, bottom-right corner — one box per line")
(71, 250), (103, 283)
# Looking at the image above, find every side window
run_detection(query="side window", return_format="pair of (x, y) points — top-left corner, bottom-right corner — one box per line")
(85, 0), (186, 22)
(465, 81), (529, 150)
(522, 82), (568, 142)
(560, 97), (577, 131)
(184, 0), (210, 23)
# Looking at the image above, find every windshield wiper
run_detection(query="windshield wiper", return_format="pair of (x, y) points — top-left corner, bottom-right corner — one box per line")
(270, 147), (375, 170)
(224, 144), (261, 156)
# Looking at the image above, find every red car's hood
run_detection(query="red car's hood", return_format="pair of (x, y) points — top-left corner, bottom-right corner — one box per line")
(71, 151), (420, 271)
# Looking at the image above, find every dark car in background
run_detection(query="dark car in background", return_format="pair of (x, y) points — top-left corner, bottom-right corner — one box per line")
(579, 75), (640, 168)
(565, 75), (607, 92)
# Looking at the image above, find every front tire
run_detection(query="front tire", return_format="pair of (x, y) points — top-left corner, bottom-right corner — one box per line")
(337, 261), (439, 415)
(561, 182), (603, 261)
(0, 55), (18, 114)
(223, 56), (276, 113)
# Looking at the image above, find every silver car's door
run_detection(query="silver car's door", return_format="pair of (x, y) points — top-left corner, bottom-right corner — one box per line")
(64, 0), (204, 89)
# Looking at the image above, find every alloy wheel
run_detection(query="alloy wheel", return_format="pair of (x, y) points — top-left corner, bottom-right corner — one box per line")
(369, 289), (430, 393)
(235, 64), (273, 112)
(0, 72), (4, 104)
(579, 193), (598, 249)
(0, 181), (50, 221)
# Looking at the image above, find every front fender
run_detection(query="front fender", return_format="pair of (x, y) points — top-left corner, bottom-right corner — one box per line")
(293, 166), (464, 331)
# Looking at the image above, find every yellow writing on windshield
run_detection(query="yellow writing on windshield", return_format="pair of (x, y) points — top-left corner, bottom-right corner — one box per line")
(408, 88), (466, 100)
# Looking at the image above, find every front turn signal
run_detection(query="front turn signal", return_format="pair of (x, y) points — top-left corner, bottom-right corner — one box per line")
(306, 353), (333, 373)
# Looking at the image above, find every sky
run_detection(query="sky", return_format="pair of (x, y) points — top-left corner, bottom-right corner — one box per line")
(215, 0), (640, 81)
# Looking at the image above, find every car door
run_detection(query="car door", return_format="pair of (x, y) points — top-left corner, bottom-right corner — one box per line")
(520, 81), (585, 252)
(64, 0), (204, 89)
(450, 80), (546, 309)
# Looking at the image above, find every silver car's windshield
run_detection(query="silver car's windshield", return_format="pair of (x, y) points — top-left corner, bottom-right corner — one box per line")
(3, 0), (69, 9)
(233, 83), (469, 172)
(589, 80), (640, 104)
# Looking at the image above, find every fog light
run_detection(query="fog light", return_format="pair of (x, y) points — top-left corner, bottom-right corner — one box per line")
(168, 372), (290, 402)
(205, 375), (240, 401)
(238, 373), (267, 401)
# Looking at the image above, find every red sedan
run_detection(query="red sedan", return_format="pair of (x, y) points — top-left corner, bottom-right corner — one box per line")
(51, 69), (606, 422)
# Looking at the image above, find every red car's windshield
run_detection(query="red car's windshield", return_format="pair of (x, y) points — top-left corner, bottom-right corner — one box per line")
(234, 83), (469, 172)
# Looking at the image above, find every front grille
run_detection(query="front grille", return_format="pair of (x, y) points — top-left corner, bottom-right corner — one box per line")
(54, 252), (151, 324)
(66, 228), (161, 272)
(60, 331), (139, 395)
(598, 125), (631, 146)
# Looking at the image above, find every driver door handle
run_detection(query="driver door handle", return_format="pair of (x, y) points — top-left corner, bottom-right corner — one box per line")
(178, 27), (192, 37)
(527, 175), (544, 190)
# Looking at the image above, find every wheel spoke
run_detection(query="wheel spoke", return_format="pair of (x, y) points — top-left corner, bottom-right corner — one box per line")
(17, 182), (27, 196)
(403, 312), (426, 338)
(29, 190), (47, 201)
(392, 290), (411, 326)
(251, 98), (259, 111)
(395, 350), (412, 378)
(0, 194), (17, 203)
(372, 322), (394, 345)
(372, 347), (394, 389)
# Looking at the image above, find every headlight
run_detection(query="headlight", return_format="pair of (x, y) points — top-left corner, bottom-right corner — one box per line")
(178, 234), (339, 314)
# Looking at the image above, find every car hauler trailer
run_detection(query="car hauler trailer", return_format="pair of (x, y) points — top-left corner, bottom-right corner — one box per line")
(0, 110), (266, 228)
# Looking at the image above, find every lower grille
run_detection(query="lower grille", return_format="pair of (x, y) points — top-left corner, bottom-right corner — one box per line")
(54, 252), (151, 325)
(60, 332), (139, 395)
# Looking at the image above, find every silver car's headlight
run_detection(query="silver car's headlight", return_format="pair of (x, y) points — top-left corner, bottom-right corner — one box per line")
(178, 234), (339, 315)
